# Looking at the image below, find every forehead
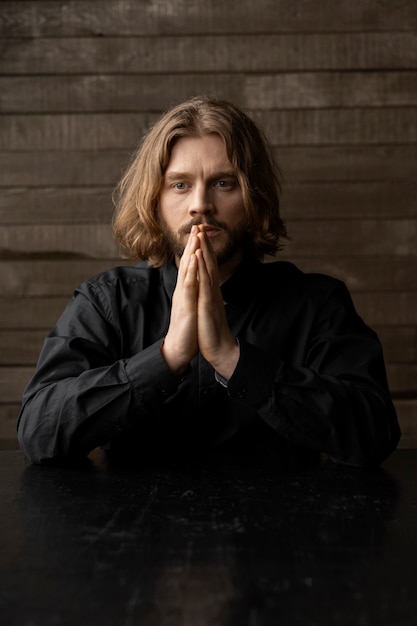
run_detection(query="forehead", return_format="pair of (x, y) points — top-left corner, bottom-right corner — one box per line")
(166, 134), (233, 170)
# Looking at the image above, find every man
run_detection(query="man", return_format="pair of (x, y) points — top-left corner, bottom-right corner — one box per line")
(17, 95), (401, 466)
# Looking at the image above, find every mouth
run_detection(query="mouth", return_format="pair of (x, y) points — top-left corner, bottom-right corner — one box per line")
(181, 221), (223, 241)
(187, 222), (222, 238)
(200, 224), (221, 238)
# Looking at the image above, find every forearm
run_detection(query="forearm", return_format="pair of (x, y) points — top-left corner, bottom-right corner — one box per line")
(226, 340), (400, 467)
(17, 342), (179, 464)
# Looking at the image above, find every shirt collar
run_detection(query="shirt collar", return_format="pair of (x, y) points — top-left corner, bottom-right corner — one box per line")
(162, 261), (179, 299)
(161, 256), (263, 305)
(221, 257), (263, 307)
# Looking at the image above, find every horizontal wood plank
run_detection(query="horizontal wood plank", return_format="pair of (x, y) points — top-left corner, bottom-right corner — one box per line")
(375, 327), (417, 363)
(1, 146), (416, 186)
(0, 187), (114, 224)
(1, 182), (416, 223)
(246, 73), (417, 109)
(0, 224), (120, 258)
(1, 1), (416, 37)
(2, 257), (416, 298)
(1, 219), (415, 259)
(0, 260), (134, 298)
(278, 146), (417, 183)
(0, 330), (47, 364)
(0, 112), (159, 153)
(284, 182), (417, 220)
(0, 367), (34, 403)
(0, 297), (71, 329)
(2, 109), (417, 152)
(352, 293), (417, 327)
(0, 0), (415, 447)
(0, 150), (128, 186)
(0, 113), (156, 151)
(2, 290), (415, 330)
(2, 33), (417, 74)
(385, 365), (417, 396)
(253, 108), (417, 147)
(277, 257), (417, 291)
(1, 364), (415, 407)
(0, 404), (20, 445)
(1, 72), (416, 113)
(1, 325), (415, 366)
(283, 219), (417, 256)
(395, 399), (417, 448)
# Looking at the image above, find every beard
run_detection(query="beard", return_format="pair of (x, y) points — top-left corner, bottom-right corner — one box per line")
(160, 217), (249, 266)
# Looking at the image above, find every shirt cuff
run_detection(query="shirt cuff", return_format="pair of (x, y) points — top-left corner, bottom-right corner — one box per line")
(214, 337), (239, 388)
(214, 370), (228, 388)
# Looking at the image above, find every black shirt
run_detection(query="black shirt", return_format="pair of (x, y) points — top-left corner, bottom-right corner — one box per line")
(17, 258), (400, 466)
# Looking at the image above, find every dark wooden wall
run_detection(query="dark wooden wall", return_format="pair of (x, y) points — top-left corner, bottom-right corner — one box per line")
(1, 0), (416, 448)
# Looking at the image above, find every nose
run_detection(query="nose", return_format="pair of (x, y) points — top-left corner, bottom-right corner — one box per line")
(189, 183), (214, 217)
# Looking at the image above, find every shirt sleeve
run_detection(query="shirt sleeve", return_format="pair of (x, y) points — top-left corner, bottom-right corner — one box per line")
(226, 281), (401, 468)
(17, 285), (179, 464)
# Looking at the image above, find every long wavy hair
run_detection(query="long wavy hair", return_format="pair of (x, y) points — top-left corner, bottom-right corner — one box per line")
(112, 95), (287, 266)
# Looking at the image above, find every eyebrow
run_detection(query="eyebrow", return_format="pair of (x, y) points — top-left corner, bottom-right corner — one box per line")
(164, 170), (237, 181)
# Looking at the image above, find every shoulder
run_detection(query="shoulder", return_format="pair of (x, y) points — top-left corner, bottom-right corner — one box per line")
(52, 263), (167, 336)
(72, 262), (165, 310)
(262, 260), (343, 290)
(80, 261), (159, 291)
(261, 260), (354, 308)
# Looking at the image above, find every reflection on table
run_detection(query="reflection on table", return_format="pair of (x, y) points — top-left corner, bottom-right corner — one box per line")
(1, 448), (416, 625)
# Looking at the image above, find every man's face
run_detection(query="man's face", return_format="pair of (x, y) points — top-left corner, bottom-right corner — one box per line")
(158, 133), (248, 266)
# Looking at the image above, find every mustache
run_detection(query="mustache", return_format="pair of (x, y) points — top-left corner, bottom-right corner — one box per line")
(179, 218), (224, 236)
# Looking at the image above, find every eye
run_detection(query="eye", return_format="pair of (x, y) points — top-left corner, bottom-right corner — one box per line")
(173, 182), (187, 190)
(214, 178), (235, 189)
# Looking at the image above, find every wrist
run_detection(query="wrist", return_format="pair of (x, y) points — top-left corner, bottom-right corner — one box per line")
(160, 339), (190, 378)
(211, 337), (240, 382)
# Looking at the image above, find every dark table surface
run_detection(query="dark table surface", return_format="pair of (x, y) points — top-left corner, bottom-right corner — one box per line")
(1, 447), (416, 626)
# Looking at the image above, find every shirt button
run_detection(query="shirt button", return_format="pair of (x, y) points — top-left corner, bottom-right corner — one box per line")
(237, 389), (246, 399)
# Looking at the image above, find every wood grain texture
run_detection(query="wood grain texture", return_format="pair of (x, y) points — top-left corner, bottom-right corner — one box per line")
(1, 326), (415, 366)
(1, 72), (416, 113)
(1, 182), (415, 223)
(1, 449), (417, 626)
(1, 257), (416, 298)
(1, 1), (416, 37)
(1, 220), (415, 259)
(0, 0), (416, 447)
(1, 146), (416, 186)
(1, 33), (417, 74)
(2, 110), (417, 151)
